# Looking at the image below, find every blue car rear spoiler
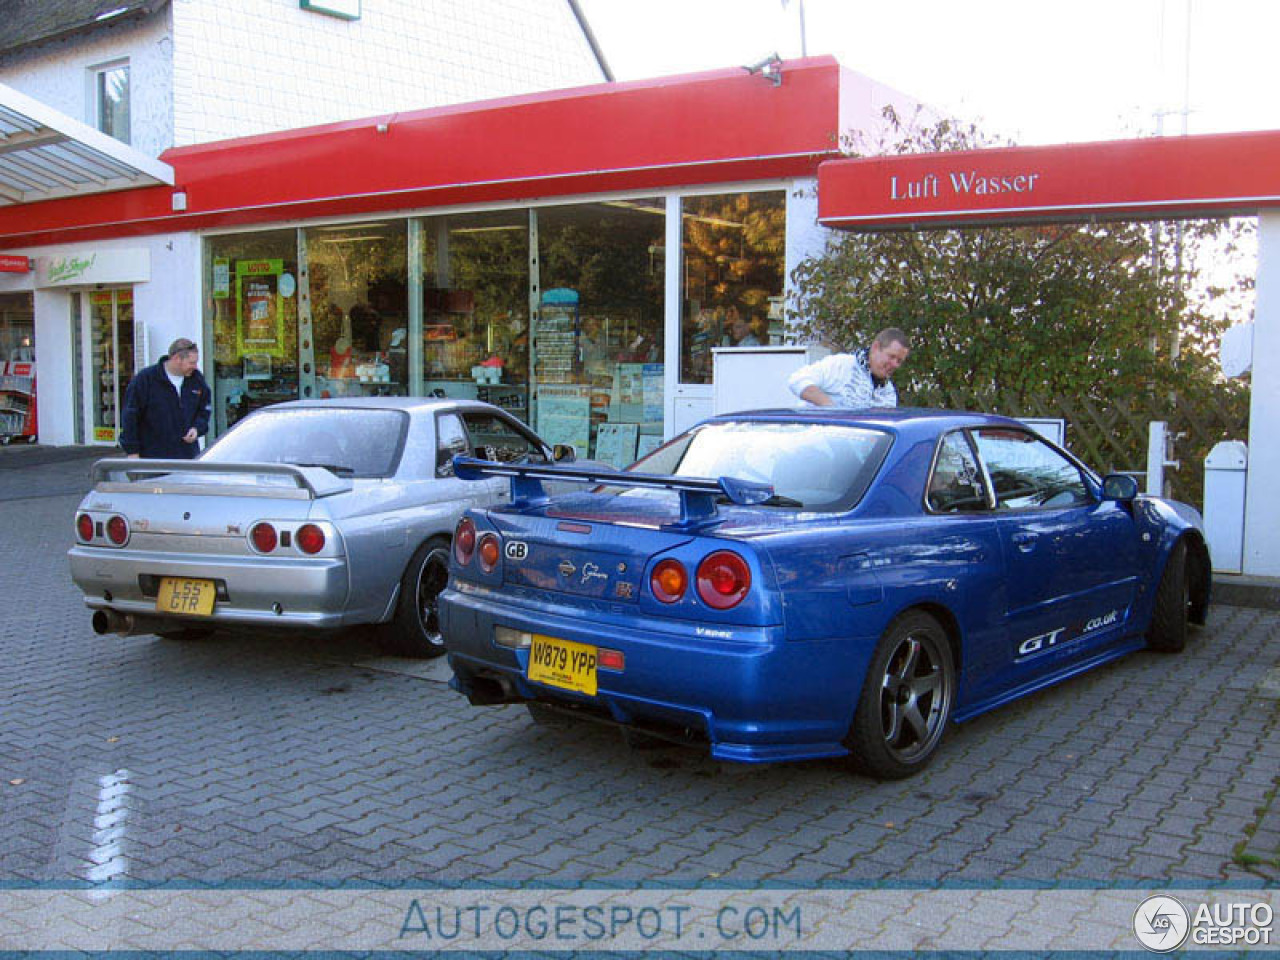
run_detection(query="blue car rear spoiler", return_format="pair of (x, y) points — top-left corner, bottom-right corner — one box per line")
(452, 455), (773, 529)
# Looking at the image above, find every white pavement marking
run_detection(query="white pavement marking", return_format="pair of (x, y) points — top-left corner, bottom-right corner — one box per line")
(86, 769), (132, 885)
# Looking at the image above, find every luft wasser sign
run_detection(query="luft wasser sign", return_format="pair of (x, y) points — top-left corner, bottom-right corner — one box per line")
(889, 170), (1042, 200)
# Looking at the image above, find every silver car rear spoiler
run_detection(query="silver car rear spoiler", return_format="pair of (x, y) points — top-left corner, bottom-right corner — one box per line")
(90, 458), (354, 499)
(452, 455), (772, 530)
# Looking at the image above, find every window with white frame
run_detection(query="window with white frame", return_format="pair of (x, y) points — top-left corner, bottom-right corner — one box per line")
(92, 61), (131, 144)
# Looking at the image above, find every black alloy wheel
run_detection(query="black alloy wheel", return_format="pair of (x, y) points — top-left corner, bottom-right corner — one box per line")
(846, 610), (955, 780)
(386, 538), (450, 658)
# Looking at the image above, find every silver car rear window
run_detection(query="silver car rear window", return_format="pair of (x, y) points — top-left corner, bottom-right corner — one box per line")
(204, 408), (408, 478)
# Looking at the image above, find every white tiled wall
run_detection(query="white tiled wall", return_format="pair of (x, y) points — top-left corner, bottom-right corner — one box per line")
(0, 11), (174, 158)
(2, 0), (605, 155)
(168, 0), (606, 146)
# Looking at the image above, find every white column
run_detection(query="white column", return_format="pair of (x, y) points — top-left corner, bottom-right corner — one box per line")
(1242, 210), (1280, 575)
(32, 288), (76, 445)
(784, 176), (828, 324)
(662, 193), (684, 440)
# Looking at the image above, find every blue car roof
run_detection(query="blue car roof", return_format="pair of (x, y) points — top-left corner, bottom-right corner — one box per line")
(705, 406), (1024, 434)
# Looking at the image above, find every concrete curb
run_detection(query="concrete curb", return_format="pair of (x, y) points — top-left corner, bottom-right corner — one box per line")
(0, 444), (104, 469)
(1215, 575), (1280, 611)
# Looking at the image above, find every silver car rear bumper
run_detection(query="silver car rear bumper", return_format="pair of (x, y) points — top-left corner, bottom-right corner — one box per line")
(69, 545), (351, 629)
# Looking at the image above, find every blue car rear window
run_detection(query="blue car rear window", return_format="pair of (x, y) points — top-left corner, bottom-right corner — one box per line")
(203, 408), (408, 478)
(628, 421), (891, 512)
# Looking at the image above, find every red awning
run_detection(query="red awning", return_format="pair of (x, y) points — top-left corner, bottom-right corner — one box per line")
(818, 129), (1280, 230)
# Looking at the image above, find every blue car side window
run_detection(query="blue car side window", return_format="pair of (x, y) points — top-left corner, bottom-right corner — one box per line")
(974, 428), (1090, 510)
(931, 435), (988, 514)
(927, 432), (989, 513)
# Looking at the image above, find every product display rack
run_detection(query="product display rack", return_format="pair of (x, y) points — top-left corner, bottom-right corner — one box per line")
(0, 361), (36, 443)
(477, 384), (527, 419)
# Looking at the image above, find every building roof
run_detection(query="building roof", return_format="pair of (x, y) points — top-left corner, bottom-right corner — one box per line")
(0, 0), (168, 58)
(0, 80), (174, 204)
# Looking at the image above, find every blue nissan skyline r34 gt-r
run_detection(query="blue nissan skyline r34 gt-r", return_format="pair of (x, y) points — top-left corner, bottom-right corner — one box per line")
(439, 408), (1210, 779)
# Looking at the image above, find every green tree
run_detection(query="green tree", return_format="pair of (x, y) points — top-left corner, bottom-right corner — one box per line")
(789, 107), (1252, 502)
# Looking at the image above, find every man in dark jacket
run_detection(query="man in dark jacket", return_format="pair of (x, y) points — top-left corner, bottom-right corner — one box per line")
(120, 338), (212, 459)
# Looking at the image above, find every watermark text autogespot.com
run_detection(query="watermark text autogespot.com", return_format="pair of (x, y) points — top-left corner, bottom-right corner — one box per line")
(2, 887), (1278, 951)
(400, 900), (802, 945)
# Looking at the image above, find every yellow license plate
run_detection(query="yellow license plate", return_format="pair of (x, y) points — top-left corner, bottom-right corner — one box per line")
(155, 577), (216, 616)
(528, 634), (597, 696)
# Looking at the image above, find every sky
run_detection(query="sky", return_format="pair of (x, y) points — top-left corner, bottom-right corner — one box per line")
(576, 0), (1280, 146)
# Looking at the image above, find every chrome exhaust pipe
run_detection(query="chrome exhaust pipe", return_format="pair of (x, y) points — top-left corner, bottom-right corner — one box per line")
(465, 674), (520, 706)
(91, 610), (167, 637)
(92, 609), (130, 635)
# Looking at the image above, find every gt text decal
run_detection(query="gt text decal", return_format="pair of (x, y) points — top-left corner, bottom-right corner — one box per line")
(1018, 627), (1065, 657)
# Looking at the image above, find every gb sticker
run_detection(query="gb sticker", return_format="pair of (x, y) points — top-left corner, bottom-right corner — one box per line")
(504, 540), (529, 561)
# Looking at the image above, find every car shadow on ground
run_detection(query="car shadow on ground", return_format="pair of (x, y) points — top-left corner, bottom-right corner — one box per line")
(86, 614), (1243, 815)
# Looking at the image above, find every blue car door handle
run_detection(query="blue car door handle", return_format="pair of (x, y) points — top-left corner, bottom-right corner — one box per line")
(1011, 532), (1037, 552)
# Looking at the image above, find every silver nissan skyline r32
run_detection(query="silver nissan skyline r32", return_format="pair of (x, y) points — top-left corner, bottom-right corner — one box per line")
(68, 397), (582, 657)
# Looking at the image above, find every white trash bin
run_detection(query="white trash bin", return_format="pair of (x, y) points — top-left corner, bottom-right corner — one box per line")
(1203, 440), (1248, 574)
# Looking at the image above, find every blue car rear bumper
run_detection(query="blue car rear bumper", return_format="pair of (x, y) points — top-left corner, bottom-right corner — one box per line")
(441, 584), (877, 764)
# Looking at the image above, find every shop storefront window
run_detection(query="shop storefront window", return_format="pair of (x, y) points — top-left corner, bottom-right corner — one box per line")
(418, 210), (530, 422)
(0, 292), (36, 443)
(537, 199), (665, 465)
(0, 293), (34, 363)
(306, 221), (408, 399)
(679, 191), (786, 384)
(206, 229), (299, 434)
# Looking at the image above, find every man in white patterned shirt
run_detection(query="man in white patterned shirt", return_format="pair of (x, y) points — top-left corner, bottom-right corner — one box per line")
(788, 327), (910, 408)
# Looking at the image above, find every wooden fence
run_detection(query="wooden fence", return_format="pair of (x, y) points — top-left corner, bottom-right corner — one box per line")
(905, 385), (1251, 511)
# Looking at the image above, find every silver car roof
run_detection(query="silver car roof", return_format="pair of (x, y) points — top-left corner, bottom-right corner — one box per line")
(262, 396), (500, 416)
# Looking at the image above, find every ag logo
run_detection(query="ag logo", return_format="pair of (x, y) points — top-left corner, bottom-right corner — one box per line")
(504, 540), (528, 561)
(1133, 895), (1190, 952)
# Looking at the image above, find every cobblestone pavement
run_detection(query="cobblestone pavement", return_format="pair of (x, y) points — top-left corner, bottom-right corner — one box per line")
(1, 448), (1278, 897)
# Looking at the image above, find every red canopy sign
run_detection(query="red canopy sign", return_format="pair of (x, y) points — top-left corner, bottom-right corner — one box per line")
(818, 129), (1280, 230)
(0, 254), (32, 273)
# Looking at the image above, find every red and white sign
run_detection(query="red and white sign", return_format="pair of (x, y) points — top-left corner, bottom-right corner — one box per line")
(0, 254), (32, 273)
(818, 129), (1280, 230)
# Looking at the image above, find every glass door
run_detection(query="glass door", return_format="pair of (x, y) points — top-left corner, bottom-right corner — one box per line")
(86, 288), (134, 445)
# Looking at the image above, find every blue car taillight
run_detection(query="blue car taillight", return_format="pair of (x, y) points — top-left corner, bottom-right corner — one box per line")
(454, 516), (477, 565)
(650, 558), (688, 603)
(696, 550), (752, 610)
(478, 533), (501, 573)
